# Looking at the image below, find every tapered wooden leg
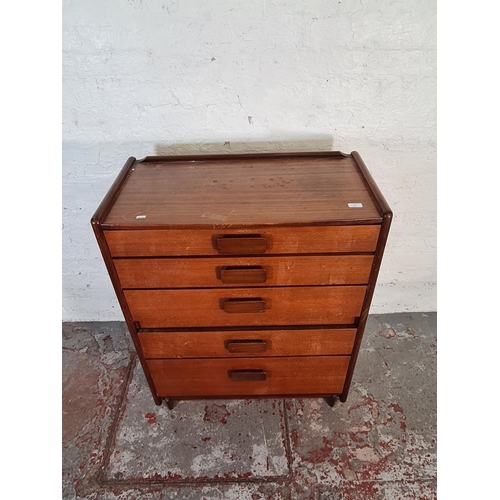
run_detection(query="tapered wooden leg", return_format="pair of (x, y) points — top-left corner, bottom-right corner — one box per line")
(325, 396), (338, 408)
(165, 398), (178, 410)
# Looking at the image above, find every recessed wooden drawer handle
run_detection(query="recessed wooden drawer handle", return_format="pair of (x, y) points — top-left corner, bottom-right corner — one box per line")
(222, 298), (266, 313)
(220, 266), (267, 284)
(228, 370), (267, 382)
(226, 340), (267, 353)
(216, 235), (267, 255)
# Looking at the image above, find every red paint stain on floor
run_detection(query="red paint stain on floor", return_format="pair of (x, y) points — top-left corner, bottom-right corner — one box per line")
(389, 403), (404, 415)
(144, 412), (156, 424)
(304, 436), (333, 463)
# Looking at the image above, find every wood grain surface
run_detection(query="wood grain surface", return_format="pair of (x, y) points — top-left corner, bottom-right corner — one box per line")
(139, 328), (357, 358)
(148, 355), (351, 397)
(105, 225), (380, 257)
(124, 286), (366, 328)
(102, 156), (381, 227)
(114, 254), (374, 288)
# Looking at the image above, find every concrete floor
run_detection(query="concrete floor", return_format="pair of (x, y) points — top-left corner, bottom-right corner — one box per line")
(62, 313), (436, 500)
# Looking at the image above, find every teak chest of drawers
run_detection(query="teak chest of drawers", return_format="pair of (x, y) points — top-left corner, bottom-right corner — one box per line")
(91, 151), (392, 409)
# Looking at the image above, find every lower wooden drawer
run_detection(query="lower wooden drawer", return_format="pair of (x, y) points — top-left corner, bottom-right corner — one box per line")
(125, 286), (366, 328)
(147, 356), (350, 397)
(139, 328), (356, 358)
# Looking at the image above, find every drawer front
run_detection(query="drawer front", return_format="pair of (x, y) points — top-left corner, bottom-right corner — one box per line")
(104, 225), (380, 257)
(139, 328), (357, 358)
(125, 286), (366, 328)
(148, 356), (350, 397)
(115, 255), (374, 289)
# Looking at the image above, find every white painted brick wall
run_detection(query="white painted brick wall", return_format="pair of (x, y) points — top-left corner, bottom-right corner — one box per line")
(62, 0), (436, 321)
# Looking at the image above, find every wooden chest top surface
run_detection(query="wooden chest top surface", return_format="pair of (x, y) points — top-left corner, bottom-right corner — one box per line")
(102, 153), (382, 227)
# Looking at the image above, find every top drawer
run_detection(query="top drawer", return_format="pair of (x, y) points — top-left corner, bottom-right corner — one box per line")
(104, 225), (380, 257)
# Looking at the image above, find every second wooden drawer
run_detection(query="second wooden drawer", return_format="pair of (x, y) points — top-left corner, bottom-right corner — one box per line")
(115, 255), (374, 288)
(125, 286), (366, 328)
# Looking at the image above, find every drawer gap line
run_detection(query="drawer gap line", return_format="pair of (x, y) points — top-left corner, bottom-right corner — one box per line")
(137, 324), (358, 333)
(112, 251), (376, 260)
(122, 284), (369, 291)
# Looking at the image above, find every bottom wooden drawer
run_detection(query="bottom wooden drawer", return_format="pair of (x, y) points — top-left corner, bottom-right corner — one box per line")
(147, 356), (350, 397)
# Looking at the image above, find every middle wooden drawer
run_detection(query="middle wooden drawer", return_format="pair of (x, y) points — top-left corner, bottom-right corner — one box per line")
(125, 286), (366, 328)
(114, 255), (374, 288)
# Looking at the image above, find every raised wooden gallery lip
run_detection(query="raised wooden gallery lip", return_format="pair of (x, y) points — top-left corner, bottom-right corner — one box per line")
(95, 151), (386, 229)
